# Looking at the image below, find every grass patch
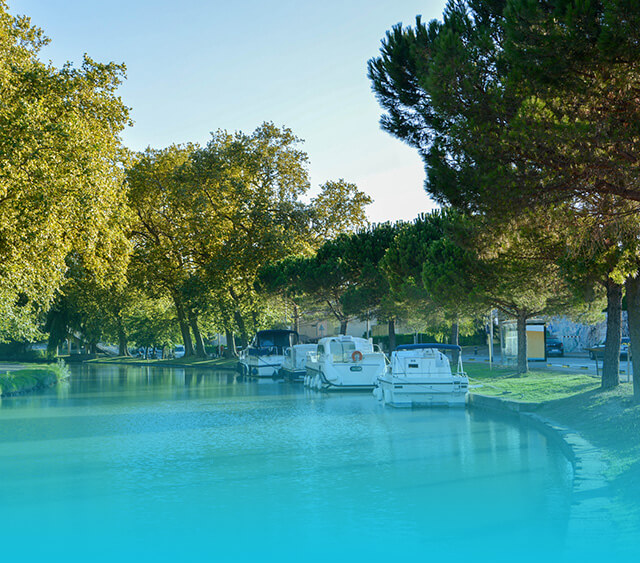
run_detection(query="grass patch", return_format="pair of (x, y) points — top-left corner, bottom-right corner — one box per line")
(465, 362), (599, 402)
(0, 359), (69, 396)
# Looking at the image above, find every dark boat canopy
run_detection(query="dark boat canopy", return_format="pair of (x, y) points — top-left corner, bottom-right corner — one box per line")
(253, 330), (299, 349)
(396, 343), (462, 352)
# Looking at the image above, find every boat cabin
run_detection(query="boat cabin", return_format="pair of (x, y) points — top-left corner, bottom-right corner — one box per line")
(249, 330), (298, 355)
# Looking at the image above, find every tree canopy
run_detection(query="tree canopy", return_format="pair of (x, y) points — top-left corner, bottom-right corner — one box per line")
(0, 3), (131, 340)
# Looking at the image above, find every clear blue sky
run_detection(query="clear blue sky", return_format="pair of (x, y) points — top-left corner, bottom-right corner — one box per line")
(9, 1), (447, 223)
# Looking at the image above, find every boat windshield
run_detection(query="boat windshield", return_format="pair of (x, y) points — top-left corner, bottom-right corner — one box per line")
(329, 340), (356, 362)
(255, 331), (298, 350)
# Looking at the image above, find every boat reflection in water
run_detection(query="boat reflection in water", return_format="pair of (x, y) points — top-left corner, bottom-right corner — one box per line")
(0, 363), (636, 561)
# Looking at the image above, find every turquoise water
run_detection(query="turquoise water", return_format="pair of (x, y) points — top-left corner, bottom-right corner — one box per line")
(0, 364), (634, 561)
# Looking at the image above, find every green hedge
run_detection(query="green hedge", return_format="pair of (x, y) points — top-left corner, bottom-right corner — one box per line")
(0, 342), (56, 362)
(373, 330), (487, 350)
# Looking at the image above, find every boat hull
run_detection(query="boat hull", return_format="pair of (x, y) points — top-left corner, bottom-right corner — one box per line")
(377, 378), (468, 407)
(238, 355), (284, 378)
(305, 364), (379, 391)
(280, 367), (306, 382)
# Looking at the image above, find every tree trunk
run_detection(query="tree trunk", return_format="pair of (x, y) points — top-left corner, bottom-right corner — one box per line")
(234, 310), (248, 349)
(388, 318), (396, 353)
(450, 322), (459, 345)
(451, 321), (460, 365)
(626, 276), (640, 403)
(188, 310), (207, 358)
(340, 319), (348, 335)
(602, 280), (623, 389)
(117, 318), (130, 356)
(516, 312), (528, 375)
(172, 294), (194, 356)
(292, 302), (300, 335)
(224, 329), (237, 358)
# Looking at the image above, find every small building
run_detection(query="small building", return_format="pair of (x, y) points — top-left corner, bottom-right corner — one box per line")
(501, 319), (546, 363)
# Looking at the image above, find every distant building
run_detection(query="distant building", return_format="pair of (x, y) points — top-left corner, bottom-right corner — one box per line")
(297, 318), (376, 341)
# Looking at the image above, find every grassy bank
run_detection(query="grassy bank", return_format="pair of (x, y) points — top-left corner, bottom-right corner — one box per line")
(467, 361), (640, 514)
(465, 362), (600, 402)
(0, 360), (71, 396)
(87, 356), (239, 370)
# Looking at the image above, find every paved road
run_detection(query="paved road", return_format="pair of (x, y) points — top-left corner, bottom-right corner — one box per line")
(463, 351), (634, 380)
(0, 363), (26, 373)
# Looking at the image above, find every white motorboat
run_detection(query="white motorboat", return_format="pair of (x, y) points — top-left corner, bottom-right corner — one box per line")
(280, 343), (317, 382)
(374, 344), (469, 407)
(238, 330), (298, 378)
(304, 335), (387, 391)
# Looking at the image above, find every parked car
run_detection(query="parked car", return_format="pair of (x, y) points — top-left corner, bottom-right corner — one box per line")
(545, 334), (564, 357)
(588, 337), (630, 360)
(174, 344), (185, 358)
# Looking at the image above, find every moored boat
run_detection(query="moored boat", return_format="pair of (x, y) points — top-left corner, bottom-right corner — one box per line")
(304, 335), (387, 391)
(374, 343), (468, 407)
(280, 343), (317, 382)
(238, 329), (298, 378)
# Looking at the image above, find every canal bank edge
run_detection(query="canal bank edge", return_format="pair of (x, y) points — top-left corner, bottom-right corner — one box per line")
(469, 393), (613, 554)
(0, 364), (70, 397)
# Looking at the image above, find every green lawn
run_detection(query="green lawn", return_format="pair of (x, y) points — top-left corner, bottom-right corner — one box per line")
(465, 362), (600, 402)
(0, 361), (70, 396)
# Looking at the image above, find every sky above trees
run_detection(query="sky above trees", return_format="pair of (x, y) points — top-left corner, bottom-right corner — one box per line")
(7, 0), (447, 223)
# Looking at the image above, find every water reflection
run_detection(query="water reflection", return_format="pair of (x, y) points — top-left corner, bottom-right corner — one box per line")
(0, 363), (633, 562)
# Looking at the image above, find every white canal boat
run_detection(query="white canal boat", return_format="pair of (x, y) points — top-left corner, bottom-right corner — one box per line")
(280, 343), (318, 382)
(238, 330), (298, 378)
(374, 344), (469, 407)
(304, 335), (387, 391)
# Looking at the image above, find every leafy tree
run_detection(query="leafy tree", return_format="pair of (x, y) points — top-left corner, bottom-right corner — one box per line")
(182, 123), (312, 347)
(126, 295), (180, 357)
(557, 210), (640, 389)
(384, 210), (575, 374)
(182, 123), (373, 346)
(310, 180), (372, 242)
(382, 211), (480, 353)
(0, 3), (131, 339)
(368, 1), (639, 382)
(127, 144), (204, 356)
(338, 223), (403, 348)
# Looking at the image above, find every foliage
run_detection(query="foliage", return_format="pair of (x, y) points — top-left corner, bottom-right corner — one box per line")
(126, 295), (180, 350)
(126, 123), (372, 350)
(382, 210), (484, 334)
(369, 0), (639, 378)
(0, 3), (131, 340)
(310, 180), (372, 242)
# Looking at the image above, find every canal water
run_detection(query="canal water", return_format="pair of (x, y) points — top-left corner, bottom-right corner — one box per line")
(0, 364), (633, 562)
